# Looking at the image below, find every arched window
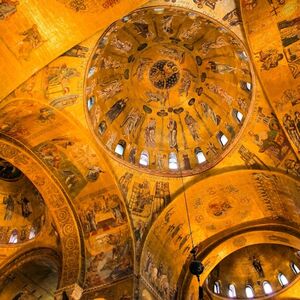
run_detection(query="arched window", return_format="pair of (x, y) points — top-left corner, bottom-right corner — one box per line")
(263, 281), (273, 295)
(9, 230), (18, 244)
(153, 7), (165, 13)
(228, 284), (237, 298)
(98, 121), (107, 135)
(245, 285), (254, 298)
(139, 150), (149, 166)
(169, 152), (178, 170)
(115, 140), (126, 156)
(87, 96), (95, 111)
(122, 15), (130, 22)
(237, 51), (248, 60)
(29, 227), (36, 240)
(88, 66), (96, 78)
(232, 109), (244, 123)
(278, 273), (289, 287)
(213, 281), (221, 294)
(291, 262), (300, 274)
(195, 147), (206, 164)
(217, 131), (228, 147)
(240, 81), (252, 92)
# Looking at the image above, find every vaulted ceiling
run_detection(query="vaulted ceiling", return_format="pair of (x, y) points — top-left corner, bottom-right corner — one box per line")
(0, 1), (299, 300)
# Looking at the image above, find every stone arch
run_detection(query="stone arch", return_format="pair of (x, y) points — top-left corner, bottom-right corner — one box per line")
(178, 223), (300, 298)
(0, 247), (62, 299)
(0, 247), (60, 283)
(0, 138), (83, 288)
(139, 169), (300, 299)
(0, 96), (136, 291)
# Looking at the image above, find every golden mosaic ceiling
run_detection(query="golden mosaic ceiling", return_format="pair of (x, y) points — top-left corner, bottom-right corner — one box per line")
(0, 159), (45, 245)
(86, 6), (254, 176)
(207, 244), (300, 299)
(0, 0), (299, 299)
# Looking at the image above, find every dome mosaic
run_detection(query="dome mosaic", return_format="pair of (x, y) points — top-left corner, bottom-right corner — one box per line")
(207, 244), (300, 299)
(85, 6), (254, 176)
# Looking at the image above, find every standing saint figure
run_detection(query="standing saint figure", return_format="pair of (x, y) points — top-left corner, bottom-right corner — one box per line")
(120, 108), (142, 136)
(252, 256), (264, 278)
(168, 118), (178, 150)
(184, 112), (200, 141)
(3, 194), (14, 220)
(18, 196), (32, 218)
(106, 98), (128, 123)
(145, 118), (156, 147)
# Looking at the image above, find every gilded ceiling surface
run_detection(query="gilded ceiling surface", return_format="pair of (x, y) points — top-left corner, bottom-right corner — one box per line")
(207, 244), (300, 298)
(0, 0), (299, 300)
(241, 0), (300, 157)
(140, 170), (300, 299)
(0, 259), (59, 300)
(0, 162), (45, 245)
(86, 6), (254, 176)
(0, 0), (149, 100)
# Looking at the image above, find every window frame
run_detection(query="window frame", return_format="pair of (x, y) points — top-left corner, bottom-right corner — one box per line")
(245, 285), (254, 298)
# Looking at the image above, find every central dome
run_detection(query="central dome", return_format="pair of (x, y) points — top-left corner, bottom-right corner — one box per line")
(85, 6), (254, 176)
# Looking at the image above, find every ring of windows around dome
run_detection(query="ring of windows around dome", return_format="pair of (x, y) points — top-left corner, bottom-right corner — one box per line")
(85, 5), (254, 177)
(210, 249), (300, 298)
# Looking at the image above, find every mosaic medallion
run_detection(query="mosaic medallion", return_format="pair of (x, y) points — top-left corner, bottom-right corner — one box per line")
(149, 60), (180, 89)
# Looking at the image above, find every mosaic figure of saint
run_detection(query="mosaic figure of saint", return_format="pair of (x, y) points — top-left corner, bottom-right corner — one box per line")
(145, 118), (156, 147)
(18, 24), (44, 60)
(184, 112), (200, 141)
(168, 118), (178, 150)
(3, 195), (14, 221)
(0, 0), (19, 20)
(18, 196), (32, 218)
(106, 98), (128, 123)
(283, 113), (300, 150)
(259, 49), (284, 70)
(110, 36), (132, 53)
(120, 108), (142, 136)
(98, 79), (122, 100)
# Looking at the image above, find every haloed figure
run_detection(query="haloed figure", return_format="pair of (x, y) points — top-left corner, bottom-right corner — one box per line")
(168, 118), (178, 150)
(106, 98), (128, 123)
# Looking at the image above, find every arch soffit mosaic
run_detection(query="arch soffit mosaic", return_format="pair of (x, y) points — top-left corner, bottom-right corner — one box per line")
(0, 247), (61, 285)
(140, 170), (300, 298)
(0, 97), (136, 291)
(0, 138), (83, 288)
(239, 0), (300, 158)
(0, 164), (47, 247)
(0, 0), (149, 100)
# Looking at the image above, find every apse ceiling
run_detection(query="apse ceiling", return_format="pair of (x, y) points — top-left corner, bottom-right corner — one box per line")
(0, 159), (45, 245)
(207, 244), (300, 299)
(86, 6), (254, 176)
